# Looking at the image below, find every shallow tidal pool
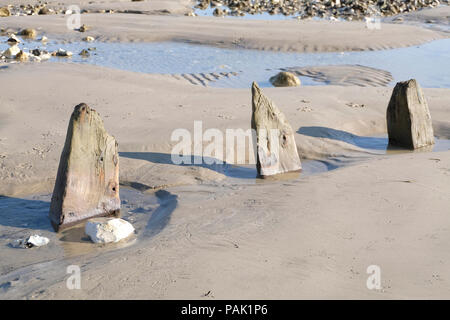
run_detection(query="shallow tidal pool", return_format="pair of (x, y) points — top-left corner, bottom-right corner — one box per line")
(1, 38), (450, 88)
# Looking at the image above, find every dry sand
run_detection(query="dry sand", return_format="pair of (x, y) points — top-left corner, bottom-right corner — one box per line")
(1, 62), (449, 196)
(33, 151), (450, 299)
(0, 2), (449, 299)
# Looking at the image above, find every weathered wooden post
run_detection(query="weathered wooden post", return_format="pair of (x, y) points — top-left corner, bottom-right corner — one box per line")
(49, 103), (120, 231)
(251, 82), (302, 177)
(386, 79), (434, 149)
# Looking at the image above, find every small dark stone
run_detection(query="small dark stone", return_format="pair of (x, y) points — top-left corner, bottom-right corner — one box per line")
(38, 7), (51, 15)
(31, 49), (41, 56)
(79, 49), (90, 57)
(78, 24), (89, 32)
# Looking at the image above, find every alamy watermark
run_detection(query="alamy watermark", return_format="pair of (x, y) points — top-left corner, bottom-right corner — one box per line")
(366, 265), (381, 290)
(365, 5), (381, 30)
(66, 5), (81, 30)
(170, 121), (282, 166)
(66, 265), (81, 290)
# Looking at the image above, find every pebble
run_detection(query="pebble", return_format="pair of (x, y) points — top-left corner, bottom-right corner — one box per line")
(79, 49), (90, 57)
(2, 45), (20, 59)
(19, 28), (37, 39)
(82, 36), (95, 42)
(11, 235), (50, 248)
(53, 48), (73, 57)
(0, 7), (10, 17)
(25, 235), (50, 247)
(269, 71), (301, 87)
(79, 24), (90, 32)
(7, 34), (21, 45)
(15, 50), (29, 62)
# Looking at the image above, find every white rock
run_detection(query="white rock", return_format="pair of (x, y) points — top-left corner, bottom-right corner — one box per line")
(29, 55), (41, 62)
(40, 36), (48, 43)
(82, 36), (95, 42)
(2, 45), (20, 59)
(25, 235), (50, 247)
(39, 53), (51, 61)
(85, 218), (135, 244)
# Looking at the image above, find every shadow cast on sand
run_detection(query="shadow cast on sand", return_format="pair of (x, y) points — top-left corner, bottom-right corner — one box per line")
(144, 190), (177, 238)
(120, 152), (258, 179)
(298, 126), (450, 153)
(0, 195), (52, 231)
(0, 189), (178, 240)
(297, 126), (389, 150)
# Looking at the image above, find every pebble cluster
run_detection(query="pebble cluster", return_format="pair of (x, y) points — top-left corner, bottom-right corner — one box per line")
(195, 0), (449, 20)
(0, 3), (115, 17)
(0, 29), (94, 64)
(0, 3), (59, 16)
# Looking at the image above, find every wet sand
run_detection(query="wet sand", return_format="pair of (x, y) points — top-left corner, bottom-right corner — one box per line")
(2, 152), (450, 299)
(384, 5), (450, 33)
(1, 12), (444, 52)
(0, 2), (450, 299)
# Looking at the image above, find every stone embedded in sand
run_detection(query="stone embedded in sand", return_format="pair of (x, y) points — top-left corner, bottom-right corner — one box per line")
(53, 48), (73, 57)
(28, 55), (42, 62)
(31, 49), (42, 56)
(0, 7), (10, 17)
(2, 45), (20, 59)
(79, 49), (90, 57)
(195, 0), (210, 10)
(269, 71), (301, 87)
(85, 218), (134, 244)
(25, 235), (50, 248)
(7, 34), (20, 45)
(11, 235), (50, 249)
(49, 103), (120, 231)
(213, 8), (226, 17)
(251, 82), (302, 176)
(82, 36), (95, 42)
(19, 28), (37, 39)
(31, 49), (51, 61)
(38, 7), (51, 15)
(15, 50), (29, 62)
(78, 24), (89, 32)
(386, 79), (434, 149)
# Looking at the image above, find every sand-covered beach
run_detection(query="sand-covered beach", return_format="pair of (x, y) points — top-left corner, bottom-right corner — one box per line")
(0, 1), (449, 300)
